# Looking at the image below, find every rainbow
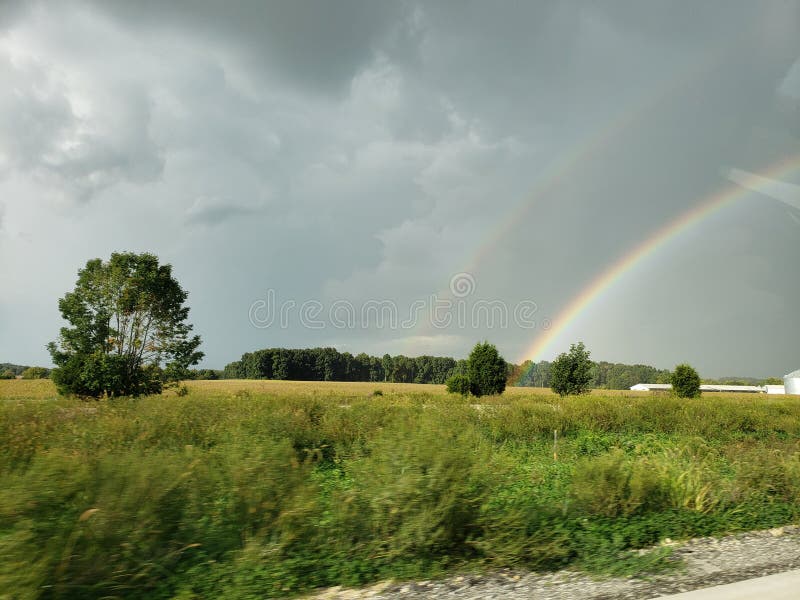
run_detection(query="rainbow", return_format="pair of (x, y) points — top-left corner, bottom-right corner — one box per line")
(514, 154), (800, 384)
(458, 47), (729, 281)
(399, 47), (732, 357)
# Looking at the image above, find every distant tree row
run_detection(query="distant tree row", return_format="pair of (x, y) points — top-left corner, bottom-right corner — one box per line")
(510, 358), (672, 390)
(0, 364), (50, 379)
(224, 347), (466, 384)
(222, 346), (777, 391)
(0, 363), (29, 377)
(187, 369), (223, 380)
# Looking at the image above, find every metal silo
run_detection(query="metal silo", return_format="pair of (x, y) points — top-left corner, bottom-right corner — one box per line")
(785, 369), (800, 395)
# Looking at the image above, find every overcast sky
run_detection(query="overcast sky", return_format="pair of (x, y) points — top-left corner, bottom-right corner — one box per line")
(1, 1), (799, 378)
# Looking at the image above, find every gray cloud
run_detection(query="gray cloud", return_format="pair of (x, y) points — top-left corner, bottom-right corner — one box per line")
(0, 51), (163, 203)
(185, 196), (266, 226)
(81, 0), (407, 92)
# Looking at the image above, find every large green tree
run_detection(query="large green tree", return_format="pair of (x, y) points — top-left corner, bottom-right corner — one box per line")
(550, 341), (593, 396)
(48, 252), (203, 398)
(467, 341), (507, 397)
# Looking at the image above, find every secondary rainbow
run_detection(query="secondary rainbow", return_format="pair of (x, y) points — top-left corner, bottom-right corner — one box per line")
(514, 154), (800, 385)
(399, 48), (731, 356)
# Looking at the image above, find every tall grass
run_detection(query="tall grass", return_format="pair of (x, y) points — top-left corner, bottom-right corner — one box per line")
(1, 380), (800, 598)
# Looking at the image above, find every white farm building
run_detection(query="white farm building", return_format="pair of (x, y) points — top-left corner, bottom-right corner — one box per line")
(630, 383), (788, 394)
(786, 369), (800, 395)
(631, 368), (800, 395)
(630, 383), (766, 393)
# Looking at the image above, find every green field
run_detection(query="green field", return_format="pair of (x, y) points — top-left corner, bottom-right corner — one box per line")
(2, 379), (800, 598)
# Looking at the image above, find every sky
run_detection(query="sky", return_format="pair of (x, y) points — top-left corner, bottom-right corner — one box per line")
(1, 0), (799, 378)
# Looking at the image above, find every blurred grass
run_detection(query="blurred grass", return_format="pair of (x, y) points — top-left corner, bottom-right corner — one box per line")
(1, 379), (800, 598)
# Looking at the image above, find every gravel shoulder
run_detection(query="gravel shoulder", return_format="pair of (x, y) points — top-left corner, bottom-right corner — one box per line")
(307, 526), (800, 600)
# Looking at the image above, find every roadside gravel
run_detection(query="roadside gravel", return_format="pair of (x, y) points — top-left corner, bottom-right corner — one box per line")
(307, 525), (800, 600)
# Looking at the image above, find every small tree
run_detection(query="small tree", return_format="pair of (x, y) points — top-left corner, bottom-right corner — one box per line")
(0, 369), (15, 379)
(446, 373), (470, 396)
(550, 341), (593, 396)
(20, 367), (48, 379)
(48, 252), (203, 398)
(467, 341), (507, 397)
(672, 363), (701, 398)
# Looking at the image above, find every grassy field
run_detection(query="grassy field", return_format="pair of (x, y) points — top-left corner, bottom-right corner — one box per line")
(2, 379), (800, 599)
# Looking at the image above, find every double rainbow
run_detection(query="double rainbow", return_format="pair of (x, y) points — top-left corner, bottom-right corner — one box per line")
(514, 154), (800, 384)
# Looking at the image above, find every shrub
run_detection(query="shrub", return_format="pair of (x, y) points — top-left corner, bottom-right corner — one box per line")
(550, 342), (593, 396)
(20, 367), (48, 379)
(336, 416), (500, 562)
(0, 369), (15, 379)
(467, 342), (507, 397)
(51, 353), (162, 398)
(570, 450), (670, 517)
(672, 364), (701, 398)
(446, 374), (470, 396)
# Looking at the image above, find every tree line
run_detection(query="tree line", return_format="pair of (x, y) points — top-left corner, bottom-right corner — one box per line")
(224, 348), (466, 384)
(0, 364), (50, 379)
(510, 358), (673, 389)
(222, 346), (681, 390)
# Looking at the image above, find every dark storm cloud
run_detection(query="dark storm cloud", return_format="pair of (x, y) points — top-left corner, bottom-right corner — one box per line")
(82, 0), (408, 91)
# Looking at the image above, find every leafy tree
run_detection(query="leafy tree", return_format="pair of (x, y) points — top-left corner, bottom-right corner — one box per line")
(48, 252), (203, 398)
(381, 354), (393, 382)
(445, 374), (470, 396)
(20, 366), (48, 379)
(0, 369), (15, 379)
(763, 377), (783, 385)
(223, 361), (244, 379)
(550, 341), (593, 396)
(467, 341), (507, 397)
(390, 355), (414, 383)
(368, 356), (384, 382)
(672, 363), (701, 398)
(271, 349), (290, 380)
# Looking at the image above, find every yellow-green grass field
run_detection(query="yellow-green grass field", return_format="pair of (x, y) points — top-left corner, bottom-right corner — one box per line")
(2, 378), (800, 599)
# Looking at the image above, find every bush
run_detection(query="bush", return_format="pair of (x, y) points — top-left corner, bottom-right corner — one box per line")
(446, 374), (470, 396)
(20, 367), (48, 379)
(672, 364), (701, 398)
(550, 342), (593, 396)
(467, 342), (507, 397)
(0, 369), (15, 379)
(571, 450), (673, 517)
(51, 353), (162, 398)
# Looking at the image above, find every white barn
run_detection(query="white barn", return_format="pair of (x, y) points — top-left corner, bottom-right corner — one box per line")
(785, 369), (800, 395)
(630, 383), (672, 392)
(630, 383), (784, 394)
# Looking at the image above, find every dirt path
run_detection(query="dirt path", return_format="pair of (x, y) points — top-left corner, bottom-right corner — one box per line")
(308, 526), (800, 600)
